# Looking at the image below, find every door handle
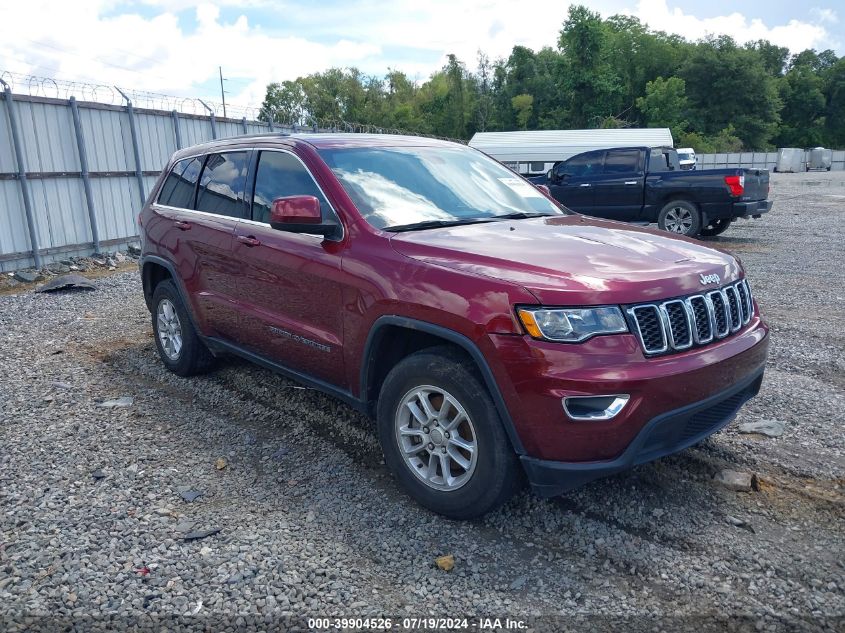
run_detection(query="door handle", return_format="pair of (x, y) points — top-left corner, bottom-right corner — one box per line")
(237, 235), (261, 247)
(624, 181), (638, 185)
(579, 183), (592, 188)
(174, 220), (191, 231)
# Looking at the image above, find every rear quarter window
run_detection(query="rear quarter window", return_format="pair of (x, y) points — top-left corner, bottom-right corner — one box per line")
(157, 156), (204, 208)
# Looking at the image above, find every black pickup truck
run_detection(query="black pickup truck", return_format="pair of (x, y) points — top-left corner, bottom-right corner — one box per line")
(530, 146), (772, 237)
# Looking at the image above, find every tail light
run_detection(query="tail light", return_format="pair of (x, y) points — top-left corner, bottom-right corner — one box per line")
(724, 174), (744, 196)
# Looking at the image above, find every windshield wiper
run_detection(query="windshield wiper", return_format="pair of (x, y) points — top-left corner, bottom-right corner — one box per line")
(492, 211), (559, 220)
(385, 218), (497, 232)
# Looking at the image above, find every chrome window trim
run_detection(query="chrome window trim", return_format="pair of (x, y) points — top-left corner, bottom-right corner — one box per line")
(627, 304), (668, 354)
(153, 145), (345, 242)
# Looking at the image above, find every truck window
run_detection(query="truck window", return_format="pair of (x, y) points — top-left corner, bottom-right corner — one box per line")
(559, 152), (602, 178)
(648, 151), (672, 173)
(603, 149), (640, 174)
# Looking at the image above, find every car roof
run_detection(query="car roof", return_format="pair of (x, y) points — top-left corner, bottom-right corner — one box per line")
(169, 133), (460, 162)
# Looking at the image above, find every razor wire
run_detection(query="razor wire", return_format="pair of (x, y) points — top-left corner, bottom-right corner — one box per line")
(0, 70), (466, 143)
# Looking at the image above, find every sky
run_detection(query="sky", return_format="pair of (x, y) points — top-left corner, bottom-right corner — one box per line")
(0, 0), (842, 111)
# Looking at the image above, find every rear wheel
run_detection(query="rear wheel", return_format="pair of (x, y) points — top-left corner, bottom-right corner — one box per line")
(658, 200), (702, 237)
(376, 347), (521, 519)
(699, 218), (733, 238)
(151, 280), (214, 376)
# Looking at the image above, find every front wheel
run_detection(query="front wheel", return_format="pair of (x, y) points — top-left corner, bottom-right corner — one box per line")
(699, 218), (733, 238)
(658, 200), (702, 237)
(376, 347), (521, 519)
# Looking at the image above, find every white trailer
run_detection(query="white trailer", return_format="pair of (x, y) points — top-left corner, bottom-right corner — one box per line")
(468, 128), (674, 175)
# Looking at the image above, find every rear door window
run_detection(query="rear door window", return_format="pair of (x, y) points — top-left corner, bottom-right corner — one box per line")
(195, 152), (249, 218)
(158, 156), (204, 209)
(603, 149), (641, 174)
(251, 150), (333, 224)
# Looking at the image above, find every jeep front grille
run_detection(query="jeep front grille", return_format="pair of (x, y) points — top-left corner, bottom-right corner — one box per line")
(627, 280), (754, 356)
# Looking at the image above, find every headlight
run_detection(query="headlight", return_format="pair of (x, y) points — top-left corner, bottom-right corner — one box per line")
(517, 306), (628, 342)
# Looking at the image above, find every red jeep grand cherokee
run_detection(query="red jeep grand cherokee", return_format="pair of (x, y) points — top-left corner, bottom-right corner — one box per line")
(139, 134), (769, 518)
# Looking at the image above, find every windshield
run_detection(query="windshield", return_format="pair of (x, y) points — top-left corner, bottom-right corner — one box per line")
(317, 145), (565, 230)
(677, 152), (693, 161)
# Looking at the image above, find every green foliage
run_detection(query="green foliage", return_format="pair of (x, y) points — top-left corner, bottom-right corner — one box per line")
(259, 5), (843, 149)
(636, 76), (689, 139)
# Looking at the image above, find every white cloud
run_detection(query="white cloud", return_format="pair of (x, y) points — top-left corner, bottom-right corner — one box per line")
(0, 0), (840, 112)
(632, 0), (834, 52)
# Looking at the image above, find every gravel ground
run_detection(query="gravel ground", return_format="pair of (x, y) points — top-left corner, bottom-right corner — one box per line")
(1, 172), (843, 632)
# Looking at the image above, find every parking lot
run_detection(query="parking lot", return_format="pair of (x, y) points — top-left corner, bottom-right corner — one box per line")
(1, 171), (843, 631)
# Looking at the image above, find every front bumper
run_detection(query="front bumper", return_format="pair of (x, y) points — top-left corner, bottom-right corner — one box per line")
(520, 368), (764, 497)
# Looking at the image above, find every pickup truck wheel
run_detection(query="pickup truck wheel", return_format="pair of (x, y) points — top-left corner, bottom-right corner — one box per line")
(151, 280), (214, 376)
(658, 200), (702, 237)
(377, 348), (521, 519)
(700, 218), (733, 237)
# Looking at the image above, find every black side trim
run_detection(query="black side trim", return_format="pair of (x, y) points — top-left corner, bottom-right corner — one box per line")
(203, 337), (367, 414)
(521, 367), (765, 497)
(360, 316), (526, 455)
(139, 256), (195, 324)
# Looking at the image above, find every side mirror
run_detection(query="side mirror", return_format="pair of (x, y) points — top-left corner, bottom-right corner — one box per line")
(269, 196), (340, 239)
(547, 168), (556, 183)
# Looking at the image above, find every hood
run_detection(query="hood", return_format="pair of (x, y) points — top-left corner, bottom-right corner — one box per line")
(389, 215), (741, 305)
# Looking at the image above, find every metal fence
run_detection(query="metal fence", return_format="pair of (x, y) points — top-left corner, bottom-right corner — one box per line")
(0, 86), (311, 272)
(697, 151), (845, 171)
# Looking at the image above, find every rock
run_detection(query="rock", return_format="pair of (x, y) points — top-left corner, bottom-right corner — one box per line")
(127, 244), (142, 256)
(510, 575), (527, 590)
(435, 555), (455, 571)
(271, 447), (289, 461)
(726, 515), (756, 533)
(114, 252), (129, 264)
(179, 490), (203, 502)
(183, 527), (222, 542)
(215, 457), (228, 470)
(98, 396), (134, 408)
(738, 420), (785, 438)
(91, 469), (105, 481)
(13, 270), (39, 283)
(714, 469), (755, 492)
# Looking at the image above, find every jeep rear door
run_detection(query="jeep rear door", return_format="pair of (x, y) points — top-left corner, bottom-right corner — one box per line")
(230, 148), (346, 387)
(152, 152), (247, 338)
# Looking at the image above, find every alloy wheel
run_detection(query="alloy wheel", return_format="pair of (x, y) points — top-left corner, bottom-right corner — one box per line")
(394, 385), (478, 491)
(664, 206), (693, 234)
(156, 298), (183, 361)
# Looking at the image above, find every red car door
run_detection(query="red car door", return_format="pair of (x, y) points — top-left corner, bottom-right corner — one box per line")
(230, 148), (346, 387)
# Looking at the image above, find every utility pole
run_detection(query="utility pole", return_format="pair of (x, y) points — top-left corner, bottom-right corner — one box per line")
(219, 66), (227, 118)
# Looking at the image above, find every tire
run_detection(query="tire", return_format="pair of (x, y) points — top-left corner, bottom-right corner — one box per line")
(657, 199), (702, 237)
(151, 280), (214, 376)
(376, 347), (521, 519)
(699, 218), (733, 238)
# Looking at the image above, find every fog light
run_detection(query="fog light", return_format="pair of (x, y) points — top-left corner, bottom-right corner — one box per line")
(563, 395), (629, 421)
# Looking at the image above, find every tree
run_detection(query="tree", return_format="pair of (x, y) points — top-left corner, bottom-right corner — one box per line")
(260, 80), (306, 124)
(511, 94), (534, 129)
(681, 36), (781, 149)
(636, 76), (688, 139)
(558, 5), (622, 127)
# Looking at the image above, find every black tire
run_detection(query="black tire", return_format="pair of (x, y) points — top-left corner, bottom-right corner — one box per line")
(376, 347), (521, 519)
(151, 280), (214, 376)
(699, 218), (733, 238)
(657, 199), (702, 237)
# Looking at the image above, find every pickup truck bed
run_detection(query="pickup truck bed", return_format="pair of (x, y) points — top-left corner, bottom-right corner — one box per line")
(529, 146), (772, 237)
